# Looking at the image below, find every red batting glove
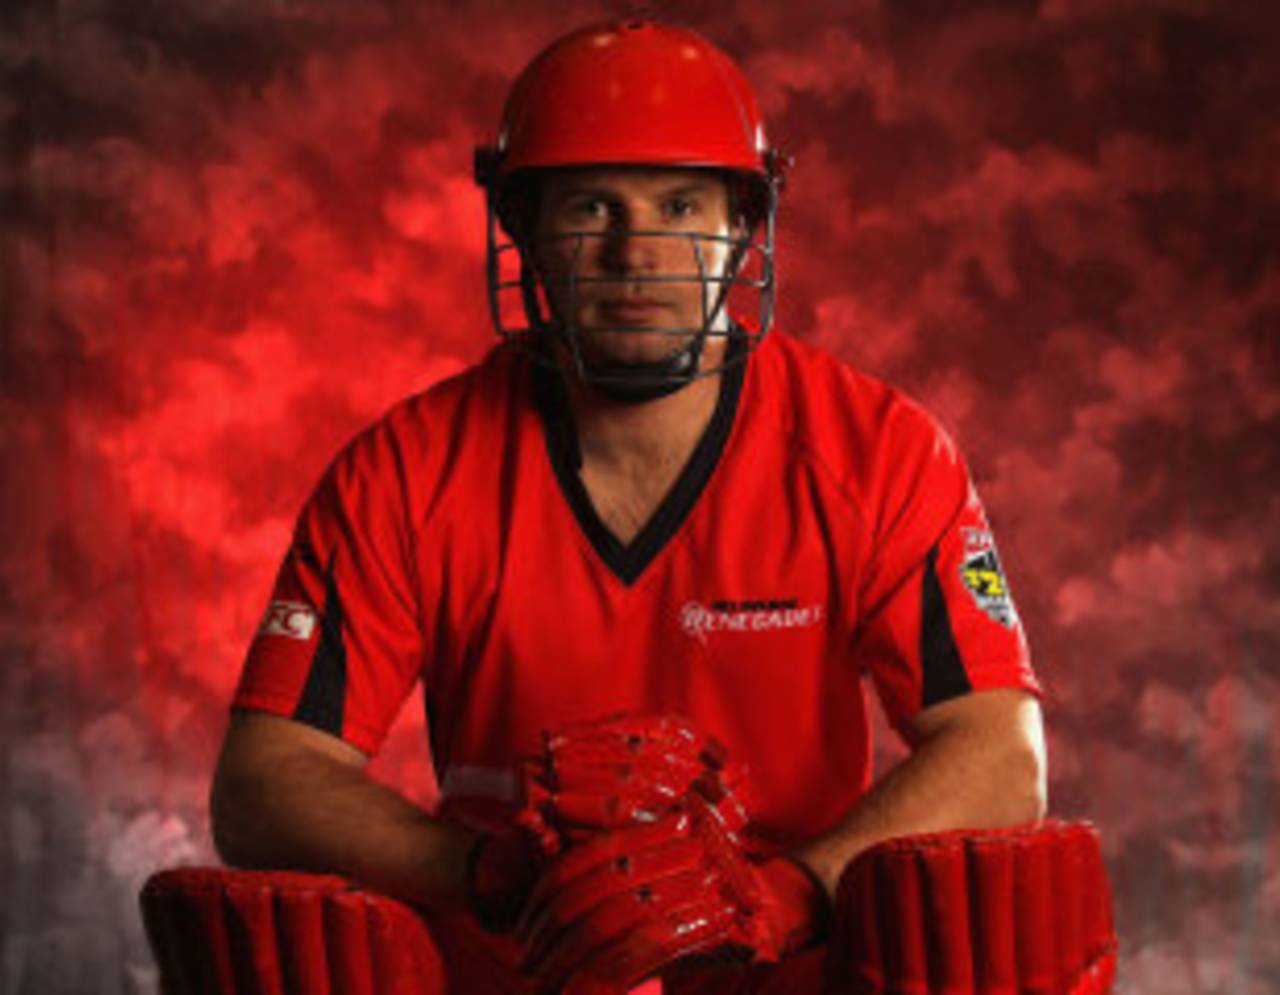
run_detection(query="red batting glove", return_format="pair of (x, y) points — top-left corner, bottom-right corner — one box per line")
(516, 812), (743, 994)
(465, 713), (730, 933)
(682, 786), (832, 962)
(466, 713), (741, 935)
(528, 713), (751, 848)
(516, 792), (831, 994)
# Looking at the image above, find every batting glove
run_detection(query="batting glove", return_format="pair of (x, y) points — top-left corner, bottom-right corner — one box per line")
(516, 791), (830, 993)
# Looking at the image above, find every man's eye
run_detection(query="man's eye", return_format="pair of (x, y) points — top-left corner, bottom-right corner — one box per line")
(665, 198), (696, 219)
(569, 198), (610, 219)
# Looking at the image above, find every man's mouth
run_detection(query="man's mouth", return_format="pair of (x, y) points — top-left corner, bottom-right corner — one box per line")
(596, 298), (673, 318)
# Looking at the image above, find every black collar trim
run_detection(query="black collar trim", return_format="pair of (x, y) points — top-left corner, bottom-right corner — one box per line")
(531, 338), (747, 587)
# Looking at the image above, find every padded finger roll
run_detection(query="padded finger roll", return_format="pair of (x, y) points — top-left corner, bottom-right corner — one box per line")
(139, 868), (447, 995)
(968, 837), (1016, 994)
(921, 838), (974, 993)
(1012, 828), (1058, 992)
(530, 712), (752, 849)
(879, 845), (929, 992)
(827, 821), (1117, 994)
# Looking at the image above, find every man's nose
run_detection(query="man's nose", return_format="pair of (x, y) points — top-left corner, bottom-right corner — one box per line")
(600, 217), (661, 274)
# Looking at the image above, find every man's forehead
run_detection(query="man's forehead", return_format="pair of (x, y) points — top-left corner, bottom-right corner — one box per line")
(540, 166), (725, 197)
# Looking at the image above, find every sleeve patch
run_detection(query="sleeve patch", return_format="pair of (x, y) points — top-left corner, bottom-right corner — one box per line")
(256, 601), (318, 641)
(960, 528), (1018, 628)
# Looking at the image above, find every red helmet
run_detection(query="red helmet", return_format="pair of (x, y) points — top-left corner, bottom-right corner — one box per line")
(493, 20), (774, 178)
(474, 21), (790, 399)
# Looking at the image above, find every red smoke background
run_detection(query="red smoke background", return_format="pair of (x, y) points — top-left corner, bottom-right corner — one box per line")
(3, 1), (1277, 991)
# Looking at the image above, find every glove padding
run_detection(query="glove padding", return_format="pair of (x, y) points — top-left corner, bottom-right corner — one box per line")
(467, 712), (746, 934)
(516, 789), (830, 994)
(524, 713), (751, 850)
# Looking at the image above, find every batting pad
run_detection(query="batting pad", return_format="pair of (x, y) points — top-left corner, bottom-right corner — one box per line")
(826, 820), (1117, 994)
(140, 868), (447, 995)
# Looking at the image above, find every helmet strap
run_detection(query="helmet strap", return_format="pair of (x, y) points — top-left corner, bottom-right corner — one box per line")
(574, 330), (708, 404)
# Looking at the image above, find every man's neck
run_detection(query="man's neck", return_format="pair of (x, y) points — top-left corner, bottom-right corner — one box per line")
(563, 368), (721, 477)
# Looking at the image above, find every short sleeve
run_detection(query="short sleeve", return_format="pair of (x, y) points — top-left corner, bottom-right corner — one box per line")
(851, 402), (1040, 736)
(231, 422), (424, 756)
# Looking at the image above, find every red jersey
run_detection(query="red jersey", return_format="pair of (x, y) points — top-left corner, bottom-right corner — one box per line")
(234, 330), (1039, 849)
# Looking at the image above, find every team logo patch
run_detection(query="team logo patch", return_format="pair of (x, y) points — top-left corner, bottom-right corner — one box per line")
(959, 529), (1016, 627)
(257, 600), (318, 641)
(680, 599), (824, 645)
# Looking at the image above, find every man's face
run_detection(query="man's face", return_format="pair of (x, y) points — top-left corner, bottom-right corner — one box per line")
(530, 167), (738, 369)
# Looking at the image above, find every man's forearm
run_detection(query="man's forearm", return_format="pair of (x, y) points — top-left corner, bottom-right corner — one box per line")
(795, 693), (1047, 896)
(211, 738), (475, 911)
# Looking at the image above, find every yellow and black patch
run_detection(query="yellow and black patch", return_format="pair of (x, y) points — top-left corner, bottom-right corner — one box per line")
(959, 530), (1017, 627)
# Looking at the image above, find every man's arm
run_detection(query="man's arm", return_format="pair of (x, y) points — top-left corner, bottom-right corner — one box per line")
(210, 711), (476, 910)
(793, 687), (1047, 896)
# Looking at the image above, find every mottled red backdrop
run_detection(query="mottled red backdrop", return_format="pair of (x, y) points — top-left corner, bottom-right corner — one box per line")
(2, 1), (1277, 991)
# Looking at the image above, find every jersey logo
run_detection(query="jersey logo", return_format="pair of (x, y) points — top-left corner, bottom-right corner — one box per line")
(257, 600), (318, 641)
(680, 599), (824, 644)
(959, 529), (1017, 627)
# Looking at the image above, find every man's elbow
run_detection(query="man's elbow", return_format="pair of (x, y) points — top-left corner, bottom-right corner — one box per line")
(209, 760), (260, 868)
(988, 690), (1049, 825)
(992, 707), (1049, 824)
(915, 688), (1049, 826)
(966, 705), (1049, 826)
(208, 738), (287, 868)
(1008, 735), (1049, 824)
(208, 712), (369, 868)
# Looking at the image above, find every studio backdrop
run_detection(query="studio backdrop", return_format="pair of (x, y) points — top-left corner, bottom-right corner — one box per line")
(2, 1), (1277, 992)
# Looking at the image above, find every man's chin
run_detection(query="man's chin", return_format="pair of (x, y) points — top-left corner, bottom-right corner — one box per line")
(574, 330), (695, 369)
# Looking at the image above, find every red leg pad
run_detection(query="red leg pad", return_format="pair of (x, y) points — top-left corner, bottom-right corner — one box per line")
(826, 820), (1118, 994)
(139, 868), (447, 995)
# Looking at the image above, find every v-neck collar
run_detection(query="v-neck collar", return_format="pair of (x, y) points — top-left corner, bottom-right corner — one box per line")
(531, 336), (748, 587)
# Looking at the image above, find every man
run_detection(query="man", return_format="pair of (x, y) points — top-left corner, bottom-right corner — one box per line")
(211, 20), (1046, 994)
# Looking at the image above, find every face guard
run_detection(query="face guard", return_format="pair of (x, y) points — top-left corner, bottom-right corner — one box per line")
(474, 21), (790, 401)
(475, 161), (787, 401)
